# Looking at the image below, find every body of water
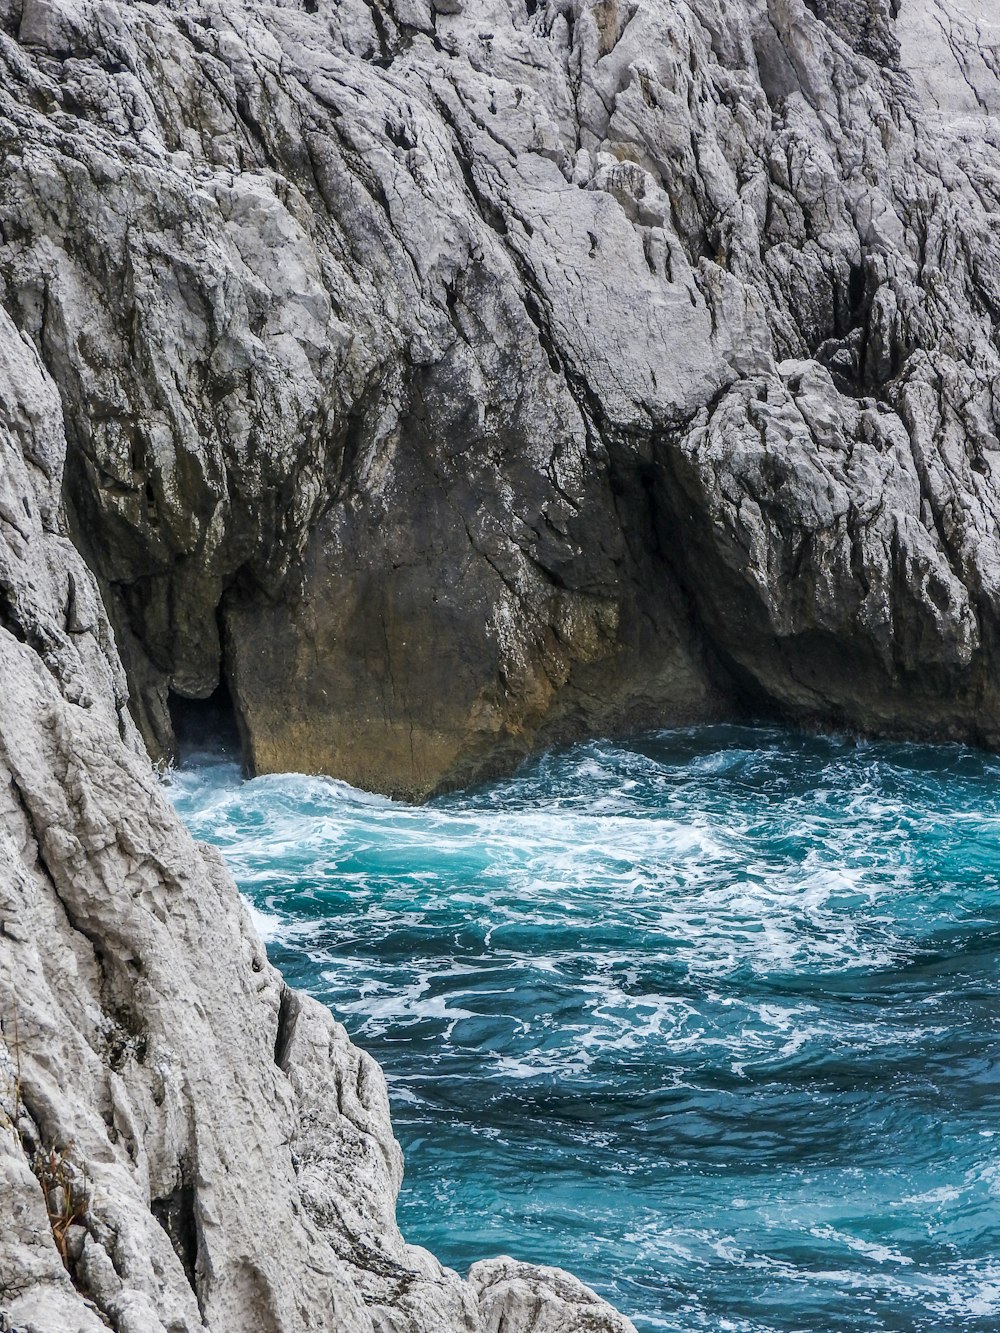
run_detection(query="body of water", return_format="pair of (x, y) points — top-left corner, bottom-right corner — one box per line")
(167, 726), (1000, 1331)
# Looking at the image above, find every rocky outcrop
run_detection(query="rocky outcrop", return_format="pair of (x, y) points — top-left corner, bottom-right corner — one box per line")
(3, 0), (999, 798)
(1, 0), (998, 1327)
(0, 305), (631, 1329)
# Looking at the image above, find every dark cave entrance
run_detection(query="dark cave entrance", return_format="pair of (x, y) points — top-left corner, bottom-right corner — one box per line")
(168, 678), (244, 766)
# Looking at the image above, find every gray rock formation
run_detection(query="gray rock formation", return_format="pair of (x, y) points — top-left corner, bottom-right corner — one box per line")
(2, 0), (1000, 1326)
(0, 306), (632, 1330)
(3, 0), (999, 799)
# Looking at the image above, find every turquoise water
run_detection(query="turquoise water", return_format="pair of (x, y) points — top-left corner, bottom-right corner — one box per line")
(167, 726), (1000, 1331)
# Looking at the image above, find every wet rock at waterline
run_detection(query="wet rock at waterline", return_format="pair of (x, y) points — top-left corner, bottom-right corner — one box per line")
(4, 0), (1000, 796)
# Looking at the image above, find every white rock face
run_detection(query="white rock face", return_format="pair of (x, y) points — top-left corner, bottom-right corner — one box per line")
(897, 0), (1000, 115)
(1, 0), (1000, 1326)
(0, 312), (632, 1330)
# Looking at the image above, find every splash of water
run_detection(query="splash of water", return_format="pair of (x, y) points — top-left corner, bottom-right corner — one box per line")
(167, 726), (1000, 1332)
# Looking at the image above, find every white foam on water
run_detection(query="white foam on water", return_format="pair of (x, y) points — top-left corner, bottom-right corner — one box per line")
(167, 727), (1000, 1333)
(897, 1185), (962, 1206)
(808, 1226), (914, 1265)
(245, 899), (284, 943)
(169, 739), (969, 985)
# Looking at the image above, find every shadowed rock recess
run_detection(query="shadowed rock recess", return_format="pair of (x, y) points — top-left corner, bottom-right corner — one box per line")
(0, 0), (998, 1327)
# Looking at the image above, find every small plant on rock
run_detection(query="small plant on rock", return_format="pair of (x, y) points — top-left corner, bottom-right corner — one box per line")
(3, 1004), (92, 1273)
(32, 1143), (91, 1269)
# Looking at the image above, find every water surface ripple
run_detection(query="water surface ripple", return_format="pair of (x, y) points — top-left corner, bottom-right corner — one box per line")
(167, 726), (1000, 1331)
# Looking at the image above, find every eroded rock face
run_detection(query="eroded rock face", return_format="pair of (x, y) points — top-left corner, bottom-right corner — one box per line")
(1, 0), (999, 1328)
(4, 0), (999, 797)
(0, 306), (632, 1330)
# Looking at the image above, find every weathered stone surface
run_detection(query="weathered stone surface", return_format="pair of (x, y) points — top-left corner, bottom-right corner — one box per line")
(897, 0), (1000, 114)
(469, 1258), (640, 1333)
(6, 0), (1000, 797)
(0, 310), (632, 1329)
(2, 0), (1000, 1327)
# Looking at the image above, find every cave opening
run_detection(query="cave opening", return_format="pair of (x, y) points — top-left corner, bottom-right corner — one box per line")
(168, 678), (244, 766)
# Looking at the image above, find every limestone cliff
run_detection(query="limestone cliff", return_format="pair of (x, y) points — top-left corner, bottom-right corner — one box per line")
(1, 0), (999, 1327)
(3, 0), (999, 800)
